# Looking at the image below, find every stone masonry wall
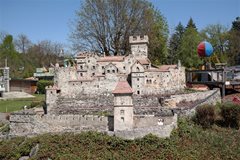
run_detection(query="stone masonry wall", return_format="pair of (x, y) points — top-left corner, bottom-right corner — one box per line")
(133, 114), (176, 129)
(10, 112), (109, 136)
(49, 95), (162, 115)
(114, 114), (177, 140)
(174, 88), (221, 117)
(162, 89), (221, 108)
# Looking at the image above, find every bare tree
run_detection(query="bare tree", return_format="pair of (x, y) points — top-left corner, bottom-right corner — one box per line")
(70, 0), (168, 56)
(27, 40), (64, 67)
(14, 34), (32, 53)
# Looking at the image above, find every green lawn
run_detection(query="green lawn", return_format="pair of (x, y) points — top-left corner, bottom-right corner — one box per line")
(0, 94), (45, 113)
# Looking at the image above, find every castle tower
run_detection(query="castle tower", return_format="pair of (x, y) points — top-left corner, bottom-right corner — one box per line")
(129, 35), (149, 58)
(112, 81), (133, 131)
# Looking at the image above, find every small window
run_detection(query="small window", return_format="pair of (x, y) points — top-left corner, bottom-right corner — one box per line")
(137, 85), (139, 87)
(88, 60), (90, 63)
(120, 110), (124, 115)
(92, 66), (95, 69)
(121, 117), (124, 122)
(112, 70), (115, 73)
(140, 35), (144, 39)
(136, 67), (140, 72)
(80, 66), (83, 69)
(102, 66), (104, 69)
(80, 73), (83, 76)
(123, 66), (126, 70)
(137, 78), (139, 81)
(137, 90), (140, 95)
(92, 73), (95, 76)
(107, 70), (110, 73)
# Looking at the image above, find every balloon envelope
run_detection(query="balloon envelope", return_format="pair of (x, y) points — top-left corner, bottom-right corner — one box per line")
(197, 41), (213, 57)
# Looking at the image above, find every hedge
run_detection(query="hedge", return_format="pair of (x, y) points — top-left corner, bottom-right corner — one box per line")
(36, 80), (54, 94)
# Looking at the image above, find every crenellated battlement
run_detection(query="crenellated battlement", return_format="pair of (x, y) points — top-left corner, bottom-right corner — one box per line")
(129, 35), (149, 44)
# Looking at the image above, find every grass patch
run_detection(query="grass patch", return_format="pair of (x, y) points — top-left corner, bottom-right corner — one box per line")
(0, 118), (239, 160)
(0, 94), (45, 113)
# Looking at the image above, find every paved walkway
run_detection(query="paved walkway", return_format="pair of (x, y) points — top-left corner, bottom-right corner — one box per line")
(0, 92), (34, 99)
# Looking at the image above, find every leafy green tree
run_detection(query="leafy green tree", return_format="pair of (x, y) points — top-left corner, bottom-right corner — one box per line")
(168, 22), (185, 64)
(178, 18), (202, 68)
(0, 35), (22, 78)
(200, 24), (228, 63)
(147, 8), (169, 65)
(227, 17), (240, 65)
(70, 0), (169, 63)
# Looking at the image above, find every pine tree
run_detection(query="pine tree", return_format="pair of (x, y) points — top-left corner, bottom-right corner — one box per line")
(168, 22), (185, 64)
(186, 17), (197, 30)
(178, 18), (202, 68)
(228, 17), (240, 65)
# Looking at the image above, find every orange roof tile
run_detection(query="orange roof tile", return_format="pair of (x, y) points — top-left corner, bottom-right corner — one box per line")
(136, 58), (150, 65)
(97, 56), (124, 62)
(112, 81), (133, 94)
(146, 65), (177, 72)
(158, 65), (177, 71)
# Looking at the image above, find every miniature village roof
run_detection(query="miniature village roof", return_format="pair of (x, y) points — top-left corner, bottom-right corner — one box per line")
(136, 58), (150, 65)
(112, 81), (133, 94)
(97, 56), (124, 62)
(158, 65), (177, 71)
(146, 65), (177, 72)
(75, 52), (98, 58)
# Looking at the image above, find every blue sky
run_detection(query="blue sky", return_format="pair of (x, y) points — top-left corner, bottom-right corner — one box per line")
(0, 0), (239, 50)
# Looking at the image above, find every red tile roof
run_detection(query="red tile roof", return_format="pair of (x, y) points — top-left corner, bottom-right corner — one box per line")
(158, 65), (177, 71)
(97, 56), (124, 62)
(136, 58), (150, 65)
(146, 65), (177, 72)
(112, 81), (133, 94)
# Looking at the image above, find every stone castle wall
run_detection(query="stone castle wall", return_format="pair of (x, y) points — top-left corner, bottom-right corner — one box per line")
(115, 114), (177, 140)
(141, 67), (186, 95)
(10, 113), (109, 136)
(9, 111), (177, 139)
(162, 89), (221, 108)
(173, 89), (221, 117)
(48, 94), (162, 115)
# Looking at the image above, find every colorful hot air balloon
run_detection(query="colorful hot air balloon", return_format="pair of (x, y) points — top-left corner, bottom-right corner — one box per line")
(197, 41), (213, 57)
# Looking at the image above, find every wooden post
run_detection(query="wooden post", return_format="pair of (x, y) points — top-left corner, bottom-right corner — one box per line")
(222, 70), (226, 97)
(211, 71), (213, 82)
(222, 84), (225, 97)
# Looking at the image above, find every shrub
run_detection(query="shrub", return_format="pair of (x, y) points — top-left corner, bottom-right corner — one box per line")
(221, 103), (240, 129)
(195, 105), (216, 128)
(36, 80), (53, 94)
(29, 101), (45, 109)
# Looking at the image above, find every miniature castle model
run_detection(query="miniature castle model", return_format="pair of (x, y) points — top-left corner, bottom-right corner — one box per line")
(46, 35), (186, 113)
(9, 35), (186, 139)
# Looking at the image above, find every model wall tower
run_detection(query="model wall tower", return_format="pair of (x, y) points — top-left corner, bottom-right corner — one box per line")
(112, 81), (133, 131)
(129, 35), (149, 58)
